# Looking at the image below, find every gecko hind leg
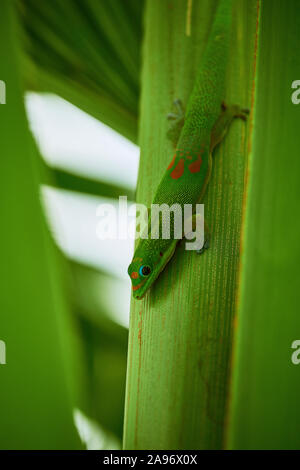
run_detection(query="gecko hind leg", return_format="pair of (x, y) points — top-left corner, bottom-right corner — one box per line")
(167, 99), (185, 145)
(211, 102), (249, 151)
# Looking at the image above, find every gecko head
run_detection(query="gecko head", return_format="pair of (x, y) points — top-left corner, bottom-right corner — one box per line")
(128, 245), (175, 300)
(127, 257), (154, 300)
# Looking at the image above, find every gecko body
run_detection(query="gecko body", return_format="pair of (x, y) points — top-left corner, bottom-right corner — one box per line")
(128, 0), (248, 299)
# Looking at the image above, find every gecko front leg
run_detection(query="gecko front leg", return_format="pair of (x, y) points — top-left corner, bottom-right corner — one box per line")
(167, 98), (185, 146)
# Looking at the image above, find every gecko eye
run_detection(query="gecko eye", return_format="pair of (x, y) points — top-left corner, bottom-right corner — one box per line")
(139, 265), (151, 277)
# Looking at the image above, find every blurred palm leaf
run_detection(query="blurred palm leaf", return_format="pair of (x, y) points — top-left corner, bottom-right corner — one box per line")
(16, 0), (142, 444)
(67, 261), (128, 440)
(228, 0), (300, 449)
(40, 159), (135, 201)
(0, 0), (83, 449)
(18, 0), (145, 143)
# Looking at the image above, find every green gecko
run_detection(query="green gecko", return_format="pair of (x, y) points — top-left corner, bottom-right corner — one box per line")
(128, 0), (248, 299)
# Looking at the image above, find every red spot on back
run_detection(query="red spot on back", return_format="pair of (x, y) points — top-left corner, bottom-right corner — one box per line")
(188, 158), (202, 173)
(171, 158), (185, 179)
(167, 155), (176, 170)
(188, 153), (203, 174)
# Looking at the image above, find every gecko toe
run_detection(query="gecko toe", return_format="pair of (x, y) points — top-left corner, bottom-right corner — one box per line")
(167, 112), (178, 120)
(196, 238), (210, 255)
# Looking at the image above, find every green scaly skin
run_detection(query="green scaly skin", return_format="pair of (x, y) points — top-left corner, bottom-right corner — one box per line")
(128, 0), (248, 299)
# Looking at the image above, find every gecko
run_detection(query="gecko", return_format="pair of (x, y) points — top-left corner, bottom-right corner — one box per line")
(128, 0), (248, 300)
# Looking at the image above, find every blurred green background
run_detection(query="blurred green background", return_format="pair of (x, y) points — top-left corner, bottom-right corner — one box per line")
(0, 0), (144, 450)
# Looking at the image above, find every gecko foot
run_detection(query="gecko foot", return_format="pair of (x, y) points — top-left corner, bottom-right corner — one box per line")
(196, 237), (210, 255)
(235, 107), (250, 121)
(167, 99), (185, 145)
(225, 102), (250, 121)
